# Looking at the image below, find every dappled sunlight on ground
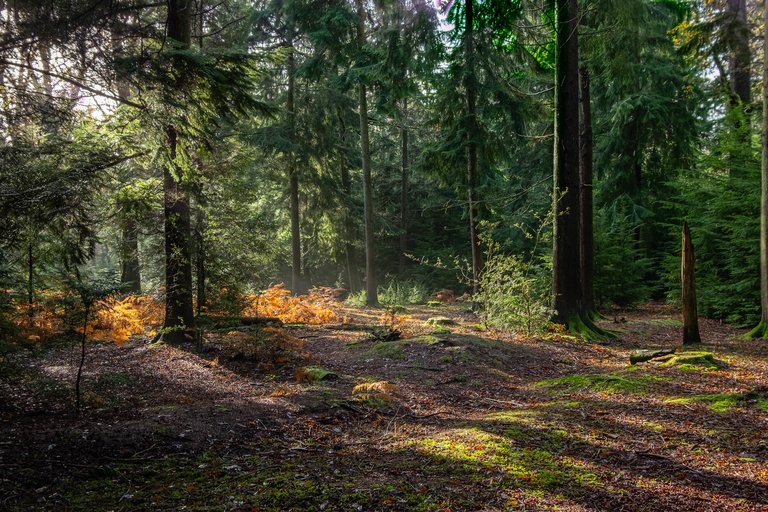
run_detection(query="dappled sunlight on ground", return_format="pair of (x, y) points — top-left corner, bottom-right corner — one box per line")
(2, 303), (768, 510)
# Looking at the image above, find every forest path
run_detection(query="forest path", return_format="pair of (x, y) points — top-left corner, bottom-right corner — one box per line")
(1, 303), (768, 511)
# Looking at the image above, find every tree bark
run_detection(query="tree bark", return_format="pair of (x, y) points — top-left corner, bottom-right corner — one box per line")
(552, 0), (583, 324)
(356, 0), (378, 306)
(579, 67), (594, 313)
(399, 98), (409, 274)
(762, 0), (768, 325)
(27, 241), (33, 319)
(120, 217), (141, 293)
(161, 0), (194, 343)
(750, 0), (768, 338)
(465, 0), (482, 295)
(728, 0), (751, 107)
(339, 118), (362, 293)
(195, 203), (206, 311)
(681, 222), (701, 344)
(287, 39), (304, 295)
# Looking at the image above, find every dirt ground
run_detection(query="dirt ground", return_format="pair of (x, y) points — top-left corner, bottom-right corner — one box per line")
(1, 303), (768, 511)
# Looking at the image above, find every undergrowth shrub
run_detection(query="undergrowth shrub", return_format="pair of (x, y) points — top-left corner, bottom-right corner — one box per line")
(478, 252), (552, 335)
(345, 280), (429, 307)
(88, 295), (163, 343)
(242, 284), (338, 324)
(217, 326), (306, 364)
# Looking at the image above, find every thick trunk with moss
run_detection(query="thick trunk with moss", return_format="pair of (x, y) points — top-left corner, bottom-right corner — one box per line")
(552, 0), (582, 325)
(681, 222), (701, 344)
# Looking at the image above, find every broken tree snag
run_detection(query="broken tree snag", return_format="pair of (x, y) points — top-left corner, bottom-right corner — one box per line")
(629, 348), (676, 365)
(681, 222), (701, 344)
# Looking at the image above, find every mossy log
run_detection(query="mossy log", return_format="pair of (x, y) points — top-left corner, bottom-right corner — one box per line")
(427, 317), (457, 326)
(629, 348), (676, 365)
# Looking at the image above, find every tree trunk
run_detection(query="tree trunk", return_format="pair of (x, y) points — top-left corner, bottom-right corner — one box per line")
(749, 0), (768, 338)
(120, 217), (141, 293)
(552, 0), (583, 325)
(195, 205), (206, 311)
(27, 241), (33, 319)
(161, 0), (194, 343)
(75, 302), (89, 415)
(399, 98), (409, 274)
(287, 40), (304, 295)
(728, 0), (751, 107)
(579, 67), (594, 313)
(465, 0), (482, 295)
(339, 119), (362, 293)
(356, 0), (378, 306)
(681, 221), (701, 344)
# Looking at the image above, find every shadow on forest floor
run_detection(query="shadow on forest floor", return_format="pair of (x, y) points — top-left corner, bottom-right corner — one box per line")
(1, 304), (768, 511)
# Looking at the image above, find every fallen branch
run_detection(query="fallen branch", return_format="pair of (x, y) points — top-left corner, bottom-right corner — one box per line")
(629, 348), (675, 364)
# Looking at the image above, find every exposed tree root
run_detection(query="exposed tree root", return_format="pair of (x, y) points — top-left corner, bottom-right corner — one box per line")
(565, 314), (617, 342)
(745, 321), (768, 339)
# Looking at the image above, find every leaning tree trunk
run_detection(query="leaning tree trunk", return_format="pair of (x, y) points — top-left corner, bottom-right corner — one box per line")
(465, 0), (482, 295)
(160, 0), (194, 343)
(356, 0), (378, 306)
(681, 221), (701, 344)
(748, 0), (768, 339)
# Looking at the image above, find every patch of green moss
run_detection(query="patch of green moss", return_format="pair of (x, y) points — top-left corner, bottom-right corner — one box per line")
(408, 334), (442, 345)
(667, 391), (768, 413)
(409, 428), (599, 491)
(660, 351), (720, 370)
(643, 318), (683, 327)
(368, 341), (406, 360)
(535, 373), (662, 395)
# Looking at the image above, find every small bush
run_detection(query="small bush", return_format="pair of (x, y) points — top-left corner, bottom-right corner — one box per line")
(478, 253), (552, 335)
(242, 284), (338, 324)
(345, 280), (429, 307)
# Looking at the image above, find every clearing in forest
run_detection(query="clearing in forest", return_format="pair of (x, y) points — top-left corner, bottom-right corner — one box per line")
(1, 302), (767, 511)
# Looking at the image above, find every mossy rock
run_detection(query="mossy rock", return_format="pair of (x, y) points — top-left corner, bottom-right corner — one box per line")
(426, 316), (457, 326)
(660, 351), (721, 370)
(294, 366), (337, 382)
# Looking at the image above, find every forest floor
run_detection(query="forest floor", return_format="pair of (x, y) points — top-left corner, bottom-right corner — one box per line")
(2, 302), (768, 511)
